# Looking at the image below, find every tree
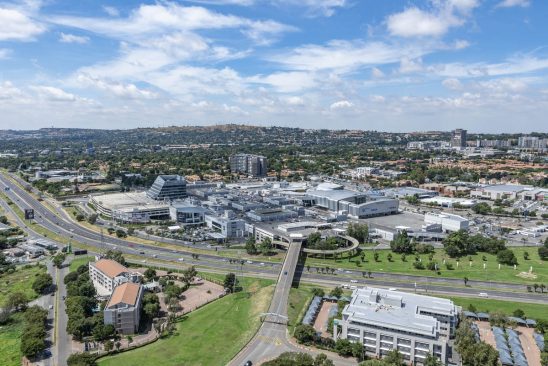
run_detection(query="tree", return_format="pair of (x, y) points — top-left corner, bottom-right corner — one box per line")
(513, 309), (525, 318)
(373, 252), (379, 262)
(351, 341), (365, 360)
(223, 273), (238, 293)
(463, 277), (469, 286)
(314, 353), (335, 366)
(104, 340), (114, 352)
(443, 230), (474, 258)
(53, 253), (66, 268)
(260, 237), (273, 256)
(347, 223), (369, 244)
(383, 350), (405, 365)
(182, 266), (197, 284)
(294, 324), (316, 344)
(115, 229), (127, 238)
(143, 302), (160, 319)
(473, 202), (492, 215)
(32, 273), (53, 294)
(334, 339), (354, 356)
(329, 286), (343, 298)
(245, 237), (258, 255)
(539, 246), (548, 261)
(424, 354), (442, 366)
(87, 214), (98, 225)
(5, 291), (28, 312)
(144, 268), (157, 282)
(497, 249), (518, 266)
(104, 250), (127, 266)
(390, 230), (414, 254)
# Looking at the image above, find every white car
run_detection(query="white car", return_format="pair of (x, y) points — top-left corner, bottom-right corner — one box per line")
(350, 279), (358, 283)
(478, 292), (489, 298)
(178, 257), (185, 262)
(246, 260), (253, 264)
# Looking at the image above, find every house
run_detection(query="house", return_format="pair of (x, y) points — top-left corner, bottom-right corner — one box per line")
(104, 282), (144, 334)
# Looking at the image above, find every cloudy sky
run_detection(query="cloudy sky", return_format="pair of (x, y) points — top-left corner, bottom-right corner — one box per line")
(0, 0), (547, 132)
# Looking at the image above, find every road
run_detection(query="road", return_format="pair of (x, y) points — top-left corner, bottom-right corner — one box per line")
(229, 242), (360, 366)
(54, 262), (70, 366)
(2, 171), (545, 301)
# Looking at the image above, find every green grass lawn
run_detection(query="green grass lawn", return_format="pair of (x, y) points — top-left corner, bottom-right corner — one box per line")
(446, 296), (548, 321)
(305, 247), (547, 284)
(0, 264), (45, 305)
(0, 312), (25, 366)
(288, 285), (318, 334)
(69, 256), (94, 272)
(98, 278), (274, 366)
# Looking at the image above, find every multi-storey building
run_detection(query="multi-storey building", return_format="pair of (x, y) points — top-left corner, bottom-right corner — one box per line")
(104, 282), (144, 335)
(204, 211), (246, 238)
(450, 129), (467, 148)
(518, 136), (548, 150)
(229, 153), (268, 177)
(146, 175), (187, 200)
(334, 287), (459, 365)
(89, 259), (140, 296)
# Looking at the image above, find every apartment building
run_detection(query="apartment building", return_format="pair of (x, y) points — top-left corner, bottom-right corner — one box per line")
(334, 287), (459, 365)
(89, 259), (140, 296)
(104, 282), (144, 335)
(229, 153), (268, 177)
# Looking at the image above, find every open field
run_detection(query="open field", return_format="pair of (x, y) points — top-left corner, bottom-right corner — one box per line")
(0, 264), (44, 305)
(98, 277), (274, 366)
(446, 296), (548, 321)
(0, 312), (25, 366)
(69, 256), (94, 272)
(305, 247), (547, 284)
(288, 285), (316, 334)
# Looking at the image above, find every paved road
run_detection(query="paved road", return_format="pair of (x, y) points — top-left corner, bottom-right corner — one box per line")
(1, 172), (547, 304)
(55, 262), (70, 366)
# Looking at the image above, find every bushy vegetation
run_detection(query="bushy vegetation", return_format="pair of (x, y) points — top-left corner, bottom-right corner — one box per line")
(20, 305), (48, 358)
(455, 319), (498, 366)
(262, 352), (334, 366)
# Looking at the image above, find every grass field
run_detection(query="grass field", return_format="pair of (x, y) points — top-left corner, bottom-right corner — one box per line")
(98, 278), (274, 366)
(0, 264), (45, 305)
(69, 256), (94, 272)
(0, 312), (25, 366)
(305, 247), (547, 284)
(288, 285), (317, 334)
(446, 296), (548, 321)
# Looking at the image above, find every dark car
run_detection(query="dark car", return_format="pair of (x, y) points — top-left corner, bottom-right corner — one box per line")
(244, 361), (253, 366)
(283, 271), (288, 275)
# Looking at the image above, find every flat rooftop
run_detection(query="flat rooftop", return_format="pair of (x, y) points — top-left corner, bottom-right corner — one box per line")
(343, 287), (458, 338)
(481, 184), (532, 193)
(307, 189), (366, 201)
(91, 191), (169, 211)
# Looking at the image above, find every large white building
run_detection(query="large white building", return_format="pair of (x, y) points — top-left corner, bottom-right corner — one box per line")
(334, 287), (460, 365)
(471, 184), (537, 201)
(89, 259), (140, 296)
(424, 212), (469, 232)
(204, 211), (246, 238)
(306, 189), (399, 219)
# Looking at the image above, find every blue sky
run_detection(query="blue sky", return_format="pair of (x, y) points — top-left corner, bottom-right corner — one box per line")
(1, 0), (547, 132)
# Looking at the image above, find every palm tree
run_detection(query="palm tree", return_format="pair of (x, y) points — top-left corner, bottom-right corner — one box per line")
(463, 277), (469, 286)
(306, 265), (310, 272)
(533, 283), (539, 292)
(541, 284), (546, 293)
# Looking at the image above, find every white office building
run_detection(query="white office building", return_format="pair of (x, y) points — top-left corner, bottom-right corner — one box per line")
(424, 212), (469, 232)
(334, 287), (459, 365)
(204, 211), (245, 238)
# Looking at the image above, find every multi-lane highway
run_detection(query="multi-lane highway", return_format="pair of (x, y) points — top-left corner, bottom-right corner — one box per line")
(1, 171), (546, 304)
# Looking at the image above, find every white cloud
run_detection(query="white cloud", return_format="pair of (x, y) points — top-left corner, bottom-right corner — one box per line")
(496, 0), (530, 8)
(371, 67), (385, 78)
(428, 56), (548, 78)
(59, 32), (89, 44)
(0, 81), (25, 100)
(49, 3), (295, 45)
(270, 40), (431, 73)
(30, 86), (78, 102)
(453, 39), (470, 49)
(0, 48), (12, 59)
(274, 0), (347, 17)
(0, 6), (45, 41)
(442, 78), (463, 90)
(370, 95), (385, 103)
(330, 100), (353, 109)
(249, 71), (316, 93)
(285, 96), (305, 105)
(476, 78), (529, 93)
(399, 57), (423, 73)
(386, 0), (479, 38)
(102, 5), (120, 16)
(76, 74), (157, 99)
